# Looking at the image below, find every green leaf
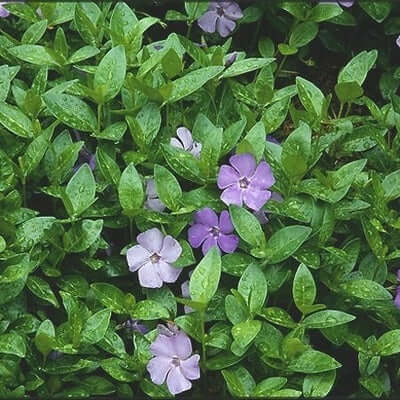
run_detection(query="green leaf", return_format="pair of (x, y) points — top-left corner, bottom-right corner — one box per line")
(154, 164), (182, 211)
(68, 46), (100, 64)
(232, 320), (262, 348)
(110, 2), (138, 46)
(184, 1), (209, 19)
(252, 377), (287, 397)
(258, 307), (297, 329)
(293, 264), (316, 314)
(82, 309), (112, 345)
(222, 366), (256, 397)
(303, 370), (336, 398)
(339, 279), (391, 301)
(302, 310), (355, 329)
(206, 352), (244, 371)
(63, 219), (103, 253)
(161, 48), (182, 79)
(9, 44), (61, 66)
(96, 146), (121, 187)
(166, 66), (224, 103)
(382, 169), (400, 201)
(95, 121), (127, 141)
(289, 22), (318, 48)
(222, 58), (275, 78)
(359, 0), (391, 23)
(101, 358), (137, 383)
(238, 264), (267, 314)
(296, 77), (325, 119)
(134, 102), (161, 147)
(374, 330), (400, 356)
(94, 45), (126, 103)
(91, 283), (126, 314)
(43, 93), (97, 132)
(131, 300), (170, 320)
(189, 247), (221, 305)
(21, 19), (48, 44)
(334, 82), (364, 104)
(236, 121), (266, 163)
(281, 121), (311, 181)
(27, 276), (59, 308)
(34, 319), (56, 358)
(338, 50), (378, 86)
(264, 226), (312, 264)
(65, 164), (96, 217)
(309, 4), (343, 22)
(262, 97), (290, 134)
(225, 294), (249, 325)
(0, 332), (26, 357)
(288, 350), (341, 373)
(0, 102), (34, 138)
(229, 205), (266, 250)
(118, 163), (144, 213)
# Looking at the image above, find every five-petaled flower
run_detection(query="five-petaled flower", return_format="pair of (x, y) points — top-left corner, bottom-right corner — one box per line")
(147, 325), (200, 395)
(127, 228), (182, 288)
(170, 127), (202, 158)
(217, 153), (275, 211)
(145, 179), (165, 212)
(188, 208), (239, 255)
(198, 1), (243, 38)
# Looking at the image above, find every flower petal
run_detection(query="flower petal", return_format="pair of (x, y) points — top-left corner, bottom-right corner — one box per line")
(197, 11), (218, 34)
(160, 236), (182, 262)
(138, 262), (163, 288)
(201, 236), (218, 255)
(147, 356), (172, 385)
(180, 354), (200, 380)
(217, 165), (239, 189)
(150, 334), (175, 357)
(158, 260), (181, 283)
(191, 141), (202, 158)
(243, 189), (271, 211)
(181, 280), (190, 298)
(176, 127), (193, 150)
(188, 224), (210, 248)
(220, 186), (243, 207)
(166, 366), (192, 395)
(216, 16), (236, 38)
(395, 288), (400, 309)
(219, 210), (234, 234)
(229, 153), (256, 177)
(224, 2), (243, 20)
(218, 234), (239, 253)
(145, 198), (166, 212)
(146, 179), (157, 197)
(170, 137), (184, 149)
(194, 207), (218, 227)
(127, 245), (151, 272)
(397, 35), (400, 48)
(137, 228), (164, 253)
(169, 331), (193, 359)
(0, 7), (9, 17)
(251, 161), (275, 189)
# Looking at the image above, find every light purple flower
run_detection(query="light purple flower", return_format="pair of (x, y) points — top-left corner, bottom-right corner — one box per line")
(147, 326), (200, 395)
(73, 147), (96, 173)
(181, 271), (193, 314)
(394, 270), (400, 309)
(254, 191), (284, 225)
(225, 52), (238, 67)
(197, 1), (243, 38)
(319, 0), (355, 7)
(0, 1), (10, 18)
(217, 153), (275, 211)
(123, 319), (149, 334)
(188, 208), (239, 255)
(170, 127), (202, 158)
(396, 36), (400, 48)
(127, 228), (182, 288)
(145, 179), (165, 212)
(266, 135), (280, 145)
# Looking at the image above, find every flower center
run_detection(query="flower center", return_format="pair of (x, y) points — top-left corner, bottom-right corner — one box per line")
(209, 226), (220, 238)
(150, 253), (161, 264)
(239, 177), (250, 189)
(171, 357), (181, 367)
(216, 6), (224, 16)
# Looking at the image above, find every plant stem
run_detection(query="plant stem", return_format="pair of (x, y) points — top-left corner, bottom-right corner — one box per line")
(97, 103), (103, 133)
(337, 102), (344, 119)
(186, 22), (193, 39)
(129, 217), (134, 243)
(22, 176), (27, 208)
(275, 55), (287, 79)
(200, 309), (207, 367)
(345, 102), (352, 117)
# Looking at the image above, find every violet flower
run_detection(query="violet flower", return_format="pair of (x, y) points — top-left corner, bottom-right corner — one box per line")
(217, 153), (275, 211)
(266, 135), (280, 145)
(48, 350), (63, 361)
(0, 1), (10, 18)
(224, 52), (238, 67)
(147, 326), (200, 395)
(122, 319), (149, 334)
(145, 179), (165, 212)
(127, 228), (182, 288)
(197, 1), (243, 38)
(73, 147), (96, 173)
(170, 127), (202, 158)
(188, 208), (239, 255)
(396, 36), (400, 48)
(319, 0), (355, 7)
(394, 270), (400, 309)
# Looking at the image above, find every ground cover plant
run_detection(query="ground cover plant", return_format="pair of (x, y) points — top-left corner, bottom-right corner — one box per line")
(1, 0), (400, 398)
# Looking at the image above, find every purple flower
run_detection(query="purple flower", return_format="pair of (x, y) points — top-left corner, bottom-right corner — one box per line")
(181, 271), (193, 314)
(123, 319), (149, 334)
(145, 179), (165, 212)
(394, 270), (400, 309)
(217, 153), (275, 211)
(266, 135), (280, 145)
(127, 228), (182, 288)
(224, 52), (238, 67)
(73, 148), (96, 173)
(0, 1), (10, 18)
(254, 191), (284, 225)
(396, 36), (400, 48)
(147, 326), (200, 395)
(170, 127), (202, 158)
(188, 208), (239, 255)
(319, 0), (355, 7)
(48, 350), (63, 361)
(197, 1), (243, 38)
